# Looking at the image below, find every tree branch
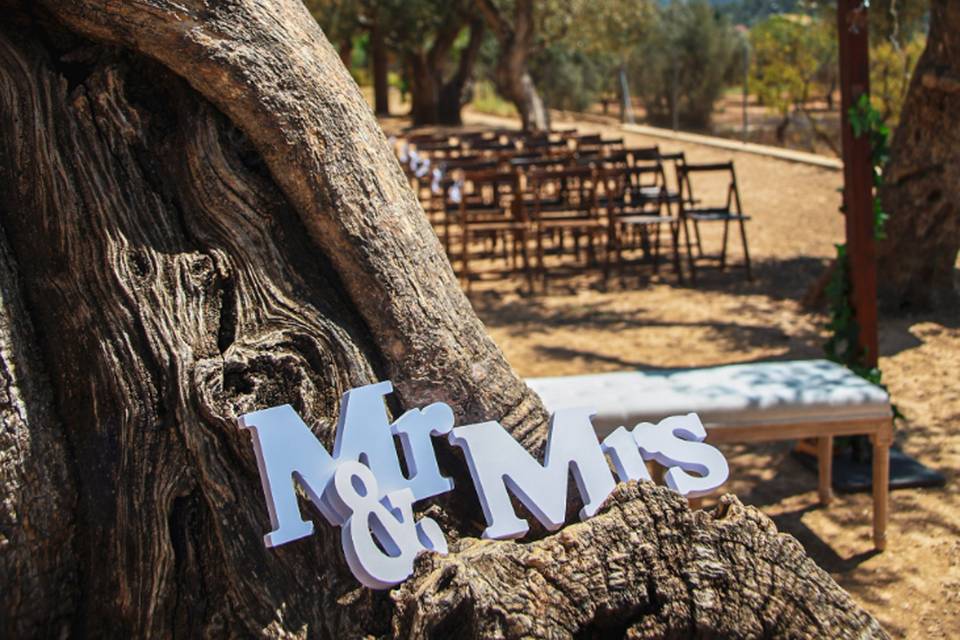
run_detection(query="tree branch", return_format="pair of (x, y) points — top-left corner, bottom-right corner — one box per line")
(445, 17), (485, 90)
(475, 0), (511, 43)
(428, 10), (465, 71)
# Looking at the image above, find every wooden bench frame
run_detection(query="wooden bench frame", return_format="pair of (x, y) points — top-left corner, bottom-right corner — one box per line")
(691, 416), (893, 551)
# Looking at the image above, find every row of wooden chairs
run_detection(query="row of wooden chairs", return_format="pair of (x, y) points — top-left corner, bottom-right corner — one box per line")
(394, 130), (752, 291)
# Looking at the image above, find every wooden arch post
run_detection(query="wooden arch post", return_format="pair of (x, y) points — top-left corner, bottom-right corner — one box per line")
(837, 0), (879, 367)
(837, 0), (892, 551)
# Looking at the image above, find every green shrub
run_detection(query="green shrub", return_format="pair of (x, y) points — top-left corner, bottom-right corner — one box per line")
(531, 45), (615, 113)
(632, 0), (738, 130)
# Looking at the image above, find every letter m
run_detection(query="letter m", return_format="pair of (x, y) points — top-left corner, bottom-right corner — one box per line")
(239, 382), (405, 547)
(448, 408), (615, 539)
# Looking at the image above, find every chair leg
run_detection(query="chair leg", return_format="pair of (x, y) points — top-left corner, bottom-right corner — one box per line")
(681, 215), (697, 285)
(817, 436), (834, 506)
(639, 227), (651, 261)
(720, 219), (730, 270)
(536, 226), (546, 292)
(670, 221), (684, 284)
(520, 229), (534, 294)
(693, 220), (704, 257)
(462, 232), (471, 292)
(872, 430), (892, 551)
(739, 216), (753, 281)
(600, 229), (610, 285)
(614, 223), (625, 283)
(652, 224), (662, 274)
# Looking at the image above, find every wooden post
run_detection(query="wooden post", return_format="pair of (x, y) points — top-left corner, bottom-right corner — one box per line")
(839, 3), (890, 550)
(837, 0), (879, 368)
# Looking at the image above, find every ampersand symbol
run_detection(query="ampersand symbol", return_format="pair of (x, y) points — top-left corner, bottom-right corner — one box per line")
(323, 460), (448, 589)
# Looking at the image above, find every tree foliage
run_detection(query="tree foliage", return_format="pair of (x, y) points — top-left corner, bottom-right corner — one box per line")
(303, 0), (928, 140)
(531, 45), (612, 112)
(528, 0), (656, 113)
(750, 6), (925, 140)
(750, 13), (836, 128)
(870, 33), (926, 126)
(633, 0), (738, 130)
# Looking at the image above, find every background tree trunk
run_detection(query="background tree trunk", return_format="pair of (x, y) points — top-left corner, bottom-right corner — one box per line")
(619, 63), (636, 125)
(438, 17), (486, 126)
(409, 54), (441, 126)
(878, 0), (960, 310)
(338, 37), (352, 68)
(476, 0), (549, 132)
(371, 21), (390, 116)
(406, 13), (462, 127)
(0, 1), (887, 637)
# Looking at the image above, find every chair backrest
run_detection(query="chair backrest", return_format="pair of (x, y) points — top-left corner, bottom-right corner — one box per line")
(600, 166), (669, 212)
(624, 146), (661, 166)
(439, 156), (499, 172)
(576, 136), (625, 154)
(677, 162), (739, 211)
(526, 167), (599, 218)
(522, 138), (568, 154)
(578, 150), (630, 169)
(457, 169), (522, 214)
(425, 142), (469, 159)
(406, 132), (450, 145)
(657, 150), (687, 194)
(574, 133), (602, 145)
(468, 138), (518, 153)
(510, 155), (576, 171)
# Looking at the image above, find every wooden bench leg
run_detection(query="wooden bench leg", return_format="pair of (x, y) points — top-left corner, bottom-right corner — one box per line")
(871, 427), (893, 551)
(817, 436), (834, 506)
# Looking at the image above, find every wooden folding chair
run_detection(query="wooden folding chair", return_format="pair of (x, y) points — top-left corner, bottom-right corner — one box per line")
(600, 166), (686, 282)
(524, 167), (610, 290)
(450, 170), (533, 291)
(677, 162), (752, 281)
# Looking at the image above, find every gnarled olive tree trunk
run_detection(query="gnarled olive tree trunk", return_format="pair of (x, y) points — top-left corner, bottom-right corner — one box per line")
(878, 0), (960, 310)
(475, 0), (549, 132)
(0, 1), (887, 637)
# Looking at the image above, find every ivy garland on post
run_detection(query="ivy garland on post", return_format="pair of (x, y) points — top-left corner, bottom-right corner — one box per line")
(825, 93), (902, 420)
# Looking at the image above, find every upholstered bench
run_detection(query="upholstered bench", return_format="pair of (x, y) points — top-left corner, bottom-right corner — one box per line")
(527, 359), (894, 550)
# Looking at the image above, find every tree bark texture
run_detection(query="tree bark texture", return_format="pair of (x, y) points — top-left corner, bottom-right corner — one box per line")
(395, 486), (886, 638)
(878, 0), (960, 310)
(0, 1), (886, 637)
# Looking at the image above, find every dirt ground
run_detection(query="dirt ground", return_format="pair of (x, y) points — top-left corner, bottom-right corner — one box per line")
(382, 106), (960, 636)
(392, 109), (959, 638)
